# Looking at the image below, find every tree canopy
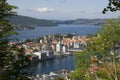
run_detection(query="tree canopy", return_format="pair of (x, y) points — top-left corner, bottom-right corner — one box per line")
(71, 18), (120, 80)
(103, 0), (120, 13)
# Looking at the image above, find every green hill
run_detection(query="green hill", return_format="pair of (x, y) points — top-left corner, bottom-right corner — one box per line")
(9, 15), (57, 30)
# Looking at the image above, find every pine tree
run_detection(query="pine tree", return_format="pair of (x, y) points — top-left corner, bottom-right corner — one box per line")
(0, 0), (32, 80)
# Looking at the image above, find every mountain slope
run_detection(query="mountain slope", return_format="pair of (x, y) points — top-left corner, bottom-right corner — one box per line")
(9, 15), (57, 30)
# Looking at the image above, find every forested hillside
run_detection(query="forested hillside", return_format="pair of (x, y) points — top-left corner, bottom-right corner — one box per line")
(9, 15), (57, 30)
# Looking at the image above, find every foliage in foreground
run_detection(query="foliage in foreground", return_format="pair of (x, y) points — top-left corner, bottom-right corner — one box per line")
(71, 18), (120, 80)
(103, 0), (120, 13)
(0, 0), (32, 80)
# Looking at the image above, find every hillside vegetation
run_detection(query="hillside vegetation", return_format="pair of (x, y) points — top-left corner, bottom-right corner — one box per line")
(9, 15), (57, 30)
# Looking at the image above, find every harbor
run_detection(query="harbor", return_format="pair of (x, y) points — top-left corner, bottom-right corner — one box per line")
(32, 55), (74, 76)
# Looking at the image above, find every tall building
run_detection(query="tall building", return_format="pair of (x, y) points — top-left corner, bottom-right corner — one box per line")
(56, 42), (60, 52)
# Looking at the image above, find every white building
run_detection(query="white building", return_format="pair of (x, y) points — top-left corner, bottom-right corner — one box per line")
(39, 39), (43, 43)
(33, 52), (42, 60)
(33, 52), (47, 61)
(56, 42), (61, 52)
(73, 42), (80, 48)
(33, 51), (54, 61)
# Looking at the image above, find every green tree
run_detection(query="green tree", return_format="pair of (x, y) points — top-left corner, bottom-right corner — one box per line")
(0, 0), (17, 68)
(0, 0), (32, 80)
(71, 18), (120, 80)
(70, 48), (96, 80)
(103, 0), (120, 13)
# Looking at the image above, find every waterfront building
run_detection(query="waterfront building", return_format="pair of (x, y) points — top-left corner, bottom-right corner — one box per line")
(33, 51), (55, 61)
(45, 51), (55, 59)
(33, 52), (47, 61)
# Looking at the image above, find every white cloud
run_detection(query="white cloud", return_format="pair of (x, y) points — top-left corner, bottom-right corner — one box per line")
(35, 7), (54, 13)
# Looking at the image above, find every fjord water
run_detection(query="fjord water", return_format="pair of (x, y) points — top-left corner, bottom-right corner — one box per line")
(16, 24), (100, 75)
(33, 56), (74, 75)
(16, 24), (100, 40)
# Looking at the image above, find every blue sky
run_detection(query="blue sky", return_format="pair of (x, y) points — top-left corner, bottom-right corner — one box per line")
(8, 0), (120, 20)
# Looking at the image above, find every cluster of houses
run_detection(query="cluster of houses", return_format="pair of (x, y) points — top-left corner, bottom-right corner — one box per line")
(9, 35), (89, 63)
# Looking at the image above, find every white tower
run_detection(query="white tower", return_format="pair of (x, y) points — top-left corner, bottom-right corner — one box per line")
(56, 42), (60, 52)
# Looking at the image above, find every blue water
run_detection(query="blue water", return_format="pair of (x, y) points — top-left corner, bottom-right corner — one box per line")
(15, 24), (100, 40)
(33, 56), (74, 75)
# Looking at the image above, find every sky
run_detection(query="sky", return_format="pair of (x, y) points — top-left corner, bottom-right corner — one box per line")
(8, 0), (120, 20)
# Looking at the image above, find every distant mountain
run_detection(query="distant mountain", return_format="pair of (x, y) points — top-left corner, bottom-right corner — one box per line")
(52, 19), (107, 25)
(9, 15), (57, 30)
(73, 19), (106, 25)
(9, 15), (108, 30)
(52, 20), (74, 24)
